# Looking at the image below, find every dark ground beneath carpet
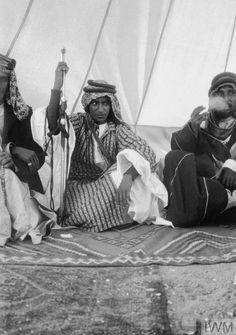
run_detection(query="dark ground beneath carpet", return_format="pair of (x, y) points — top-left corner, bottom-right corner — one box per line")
(0, 264), (172, 335)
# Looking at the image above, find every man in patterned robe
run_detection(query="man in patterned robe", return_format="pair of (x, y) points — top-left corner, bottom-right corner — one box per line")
(0, 54), (55, 245)
(44, 63), (168, 231)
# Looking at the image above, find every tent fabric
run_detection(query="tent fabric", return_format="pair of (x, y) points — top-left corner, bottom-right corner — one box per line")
(140, 0), (236, 127)
(0, 0), (236, 155)
(135, 125), (179, 160)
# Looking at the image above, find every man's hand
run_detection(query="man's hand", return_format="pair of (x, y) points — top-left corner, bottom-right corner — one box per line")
(53, 61), (69, 91)
(11, 147), (39, 173)
(190, 106), (208, 134)
(0, 152), (14, 169)
(117, 174), (133, 207)
(220, 167), (236, 191)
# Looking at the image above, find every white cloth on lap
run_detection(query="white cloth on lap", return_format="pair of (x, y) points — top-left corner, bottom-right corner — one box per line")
(110, 148), (172, 225)
(0, 167), (55, 245)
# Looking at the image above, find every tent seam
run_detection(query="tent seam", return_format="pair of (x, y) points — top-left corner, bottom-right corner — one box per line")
(134, 0), (174, 130)
(6, 0), (34, 57)
(71, 0), (113, 115)
(224, 15), (236, 72)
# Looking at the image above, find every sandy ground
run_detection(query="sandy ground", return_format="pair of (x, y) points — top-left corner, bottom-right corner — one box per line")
(160, 263), (236, 334)
(1, 262), (236, 334)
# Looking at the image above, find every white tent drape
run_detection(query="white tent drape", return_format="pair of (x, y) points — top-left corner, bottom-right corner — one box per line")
(1, 0), (236, 159)
(140, 0), (236, 127)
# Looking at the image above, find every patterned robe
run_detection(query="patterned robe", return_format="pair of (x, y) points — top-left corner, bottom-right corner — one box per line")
(62, 113), (158, 231)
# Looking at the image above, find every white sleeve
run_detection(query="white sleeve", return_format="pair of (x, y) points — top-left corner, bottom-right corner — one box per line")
(31, 107), (76, 210)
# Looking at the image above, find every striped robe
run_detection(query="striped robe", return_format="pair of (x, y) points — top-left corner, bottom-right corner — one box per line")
(62, 113), (158, 231)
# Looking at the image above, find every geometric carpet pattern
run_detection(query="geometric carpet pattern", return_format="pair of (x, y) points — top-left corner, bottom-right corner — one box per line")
(1, 223), (236, 266)
(0, 264), (172, 335)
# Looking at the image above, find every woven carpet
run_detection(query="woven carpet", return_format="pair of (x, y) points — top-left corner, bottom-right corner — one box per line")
(1, 220), (236, 266)
(0, 264), (172, 335)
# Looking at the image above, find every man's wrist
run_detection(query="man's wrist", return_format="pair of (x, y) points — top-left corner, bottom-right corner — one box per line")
(123, 173), (133, 184)
(123, 172), (132, 178)
(51, 87), (61, 94)
(124, 169), (139, 181)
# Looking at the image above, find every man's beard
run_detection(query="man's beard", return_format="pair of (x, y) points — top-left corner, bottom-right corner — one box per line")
(213, 108), (235, 122)
(209, 96), (236, 121)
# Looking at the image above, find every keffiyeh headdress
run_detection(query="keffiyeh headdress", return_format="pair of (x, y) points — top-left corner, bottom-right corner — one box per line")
(0, 54), (30, 120)
(81, 80), (123, 122)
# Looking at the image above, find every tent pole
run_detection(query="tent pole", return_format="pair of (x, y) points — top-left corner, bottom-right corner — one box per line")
(134, 0), (174, 132)
(6, 0), (34, 57)
(58, 48), (68, 222)
(224, 15), (236, 72)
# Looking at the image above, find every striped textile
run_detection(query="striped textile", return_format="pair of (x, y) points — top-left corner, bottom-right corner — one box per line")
(65, 174), (124, 231)
(63, 113), (158, 231)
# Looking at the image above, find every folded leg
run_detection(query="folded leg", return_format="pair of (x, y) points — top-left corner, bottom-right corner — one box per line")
(163, 150), (228, 227)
